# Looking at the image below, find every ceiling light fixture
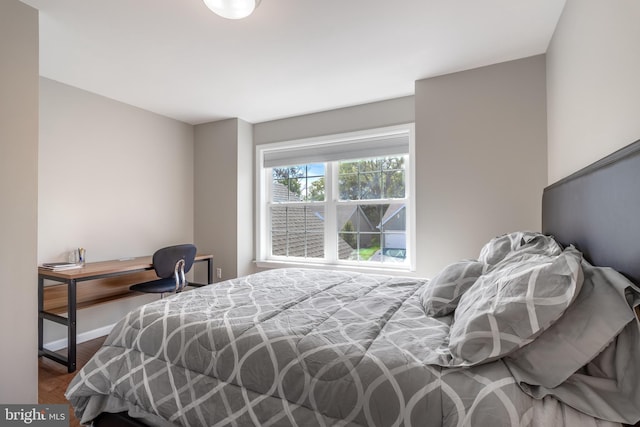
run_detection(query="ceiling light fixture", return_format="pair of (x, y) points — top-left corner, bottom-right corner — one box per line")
(202, 0), (261, 19)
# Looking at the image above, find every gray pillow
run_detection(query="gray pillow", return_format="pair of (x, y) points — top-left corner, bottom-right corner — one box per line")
(479, 231), (562, 266)
(421, 260), (486, 317)
(448, 245), (584, 366)
(504, 261), (637, 388)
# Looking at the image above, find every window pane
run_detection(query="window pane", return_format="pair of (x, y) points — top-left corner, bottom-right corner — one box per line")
(307, 206), (324, 232)
(306, 176), (325, 201)
(361, 204), (385, 228)
(270, 206), (325, 258)
(380, 204), (406, 232)
(271, 166), (302, 202)
(271, 231), (287, 256)
(289, 167), (305, 178)
(287, 233), (306, 257)
(286, 206), (305, 227)
(383, 171), (405, 198)
(272, 164), (325, 202)
(338, 155), (405, 201)
(271, 206), (287, 231)
(359, 172), (381, 199)
(306, 163), (325, 176)
(358, 233), (381, 261)
(339, 174), (359, 200)
(336, 204), (407, 264)
(271, 180), (290, 202)
(382, 233), (407, 261)
(382, 156), (405, 171)
(380, 204), (407, 263)
(338, 232), (357, 260)
(289, 178), (304, 200)
(359, 159), (382, 172)
(340, 161), (358, 174)
(305, 233), (324, 258)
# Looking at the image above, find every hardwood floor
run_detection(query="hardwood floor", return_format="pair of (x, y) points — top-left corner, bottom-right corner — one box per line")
(39, 336), (106, 427)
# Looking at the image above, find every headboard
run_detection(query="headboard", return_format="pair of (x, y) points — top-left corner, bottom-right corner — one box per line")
(542, 139), (640, 285)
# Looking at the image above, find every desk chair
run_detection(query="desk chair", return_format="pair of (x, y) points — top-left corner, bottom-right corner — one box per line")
(130, 244), (197, 297)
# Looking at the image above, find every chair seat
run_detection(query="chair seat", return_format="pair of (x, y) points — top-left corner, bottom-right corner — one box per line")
(130, 277), (183, 294)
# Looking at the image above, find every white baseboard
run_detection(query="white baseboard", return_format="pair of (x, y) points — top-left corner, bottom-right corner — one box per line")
(43, 323), (116, 352)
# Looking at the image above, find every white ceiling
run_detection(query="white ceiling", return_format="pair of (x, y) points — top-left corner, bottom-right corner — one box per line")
(20, 0), (565, 125)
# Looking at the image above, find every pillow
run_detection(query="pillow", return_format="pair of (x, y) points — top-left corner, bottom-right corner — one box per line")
(448, 245), (583, 366)
(420, 260), (486, 317)
(504, 260), (637, 388)
(478, 231), (562, 266)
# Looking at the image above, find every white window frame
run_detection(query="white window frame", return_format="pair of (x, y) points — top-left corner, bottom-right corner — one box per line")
(255, 123), (416, 274)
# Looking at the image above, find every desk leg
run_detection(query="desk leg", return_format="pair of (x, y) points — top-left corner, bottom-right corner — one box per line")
(38, 276), (43, 355)
(68, 279), (77, 373)
(207, 258), (213, 284)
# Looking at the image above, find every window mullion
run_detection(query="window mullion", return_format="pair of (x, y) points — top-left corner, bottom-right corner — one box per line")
(263, 168), (272, 259)
(325, 162), (337, 263)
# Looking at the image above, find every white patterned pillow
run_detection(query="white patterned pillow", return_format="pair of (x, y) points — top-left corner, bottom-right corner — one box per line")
(479, 231), (562, 266)
(421, 260), (486, 317)
(448, 245), (584, 365)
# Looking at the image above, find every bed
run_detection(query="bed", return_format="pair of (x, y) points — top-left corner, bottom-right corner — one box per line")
(66, 140), (640, 427)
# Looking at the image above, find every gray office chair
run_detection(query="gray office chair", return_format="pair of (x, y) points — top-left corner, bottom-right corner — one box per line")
(130, 244), (197, 297)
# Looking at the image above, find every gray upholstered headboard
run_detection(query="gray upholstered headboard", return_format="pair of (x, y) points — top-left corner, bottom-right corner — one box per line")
(542, 139), (640, 285)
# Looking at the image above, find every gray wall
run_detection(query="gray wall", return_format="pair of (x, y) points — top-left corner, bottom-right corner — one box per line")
(237, 119), (255, 277)
(547, 0), (640, 183)
(254, 96), (415, 144)
(0, 0), (39, 403)
(39, 78), (195, 344)
(255, 59), (547, 279)
(415, 55), (548, 276)
(194, 118), (254, 282)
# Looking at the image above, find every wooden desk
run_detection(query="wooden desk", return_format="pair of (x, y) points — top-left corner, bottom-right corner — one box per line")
(38, 254), (213, 372)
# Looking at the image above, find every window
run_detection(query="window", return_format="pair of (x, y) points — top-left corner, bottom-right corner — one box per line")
(256, 124), (415, 271)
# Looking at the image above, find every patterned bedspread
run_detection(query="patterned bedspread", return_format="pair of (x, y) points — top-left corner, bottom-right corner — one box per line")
(65, 268), (624, 427)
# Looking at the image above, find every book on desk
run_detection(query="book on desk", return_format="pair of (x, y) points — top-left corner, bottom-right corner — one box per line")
(40, 262), (84, 271)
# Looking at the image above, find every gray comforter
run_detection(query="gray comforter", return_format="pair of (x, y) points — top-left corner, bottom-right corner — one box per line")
(66, 263), (639, 426)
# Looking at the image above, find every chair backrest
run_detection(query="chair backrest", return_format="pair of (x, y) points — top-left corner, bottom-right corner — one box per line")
(152, 244), (197, 279)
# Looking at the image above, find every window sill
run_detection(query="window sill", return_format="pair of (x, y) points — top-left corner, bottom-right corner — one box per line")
(254, 259), (419, 278)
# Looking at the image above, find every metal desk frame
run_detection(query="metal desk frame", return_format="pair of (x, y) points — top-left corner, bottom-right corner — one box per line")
(38, 254), (213, 373)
